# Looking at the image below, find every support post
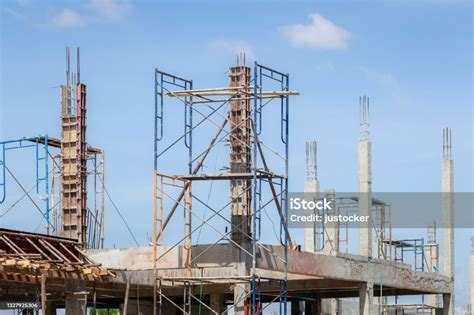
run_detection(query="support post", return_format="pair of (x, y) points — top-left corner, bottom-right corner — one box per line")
(41, 273), (47, 313)
(124, 277), (131, 314)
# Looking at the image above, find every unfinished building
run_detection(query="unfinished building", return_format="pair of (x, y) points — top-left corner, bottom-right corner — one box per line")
(0, 50), (457, 314)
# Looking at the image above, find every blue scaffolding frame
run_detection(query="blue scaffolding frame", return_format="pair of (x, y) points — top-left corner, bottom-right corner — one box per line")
(152, 62), (293, 315)
(251, 62), (289, 315)
(0, 136), (50, 230)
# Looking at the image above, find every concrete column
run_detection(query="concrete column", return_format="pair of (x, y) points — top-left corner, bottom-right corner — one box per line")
(65, 280), (87, 315)
(359, 282), (374, 315)
(442, 293), (452, 315)
(210, 294), (226, 314)
(304, 141), (320, 253)
(441, 137), (454, 315)
(65, 294), (87, 315)
(304, 179), (320, 253)
(358, 140), (372, 258)
(233, 282), (248, 315)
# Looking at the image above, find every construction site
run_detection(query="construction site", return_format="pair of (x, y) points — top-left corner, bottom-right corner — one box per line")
(0, 46), (470, 315)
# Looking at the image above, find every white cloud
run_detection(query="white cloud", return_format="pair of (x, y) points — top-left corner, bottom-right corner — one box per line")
(210, 39), (255, 60)
(280, 13), (350, 49)
(86, 0), (132, 20)
(360, 67), (414, 107)
(52, 8), (85, 28)
(50, 0), (132, 28)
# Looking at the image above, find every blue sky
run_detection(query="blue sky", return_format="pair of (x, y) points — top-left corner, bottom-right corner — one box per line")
(1, 0), (473, 310)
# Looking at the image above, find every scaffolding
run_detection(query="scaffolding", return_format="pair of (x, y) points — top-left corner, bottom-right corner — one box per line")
(152, 59), (298, 314)
(0, 136), (51, 231)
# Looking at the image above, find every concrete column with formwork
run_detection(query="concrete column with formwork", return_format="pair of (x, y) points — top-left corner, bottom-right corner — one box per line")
(60, 84), (78, 239)
(441, 127), (454, 315)
(229, 65), (252, 245)
(60, 82), (88, 246)
(228, 64), (252, 315)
